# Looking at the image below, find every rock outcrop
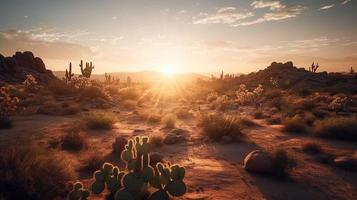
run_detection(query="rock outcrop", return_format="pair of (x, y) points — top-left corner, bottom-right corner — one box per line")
(0, 51), (56, 83)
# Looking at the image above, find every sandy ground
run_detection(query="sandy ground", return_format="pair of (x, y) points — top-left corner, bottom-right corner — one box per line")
(1, 102), (357, 200)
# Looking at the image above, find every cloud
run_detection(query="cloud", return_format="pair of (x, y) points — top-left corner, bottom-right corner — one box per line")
(319, 4), (335, 10)
(341, 0), (351, 5)
(0, 29), (94, 60)
(234, 5), (305, 26)
(251, 0), (286, 11)
(193, 7), (254, 25)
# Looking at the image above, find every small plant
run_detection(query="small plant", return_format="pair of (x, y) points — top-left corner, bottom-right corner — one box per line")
(0, 87), (19, 129)
(282, 115), (306, 134)
(82, 111), (116, 130)
(86, 136), (187, 199)
(23, 74), (38, 92)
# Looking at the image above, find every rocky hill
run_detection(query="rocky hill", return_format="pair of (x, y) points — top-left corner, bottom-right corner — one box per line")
(0, 51), (56, 83)
(236, 62), (357, 94)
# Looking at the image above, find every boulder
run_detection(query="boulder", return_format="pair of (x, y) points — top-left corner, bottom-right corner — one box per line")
(243, 150), (273, 173)
(334, 156), (357, 171)
(163, 133), (181, 145)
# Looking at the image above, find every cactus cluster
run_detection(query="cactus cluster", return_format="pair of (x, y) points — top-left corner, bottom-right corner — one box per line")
(79, 60), (94, 78)
(23, 74), (38, 92)
(68, 182), (90, 200)
(105, 73), (113, 83)
(65, 62), (74, 82)
(86, 136), (187, 200)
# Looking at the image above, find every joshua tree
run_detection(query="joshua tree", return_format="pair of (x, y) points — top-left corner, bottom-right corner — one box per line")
(309, 62), (319, 73)
(79, 60), (94, 78)
(65, 62), (74, 82)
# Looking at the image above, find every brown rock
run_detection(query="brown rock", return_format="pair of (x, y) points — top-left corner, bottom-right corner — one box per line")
(243, 150), (273, 173)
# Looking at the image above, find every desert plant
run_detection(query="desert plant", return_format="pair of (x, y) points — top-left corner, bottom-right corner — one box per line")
(79, 60), (94, 78)
(314, 116), (357, 141)
(0, 87), (19, 129)
(65, 62), (75, 82)
(48, 79), (77, 96)
(80, 86), (109, 100)
(269, 148), (294, 176)
(68, 181), (90, 200)
(198, 113), (243, 141)
(118, 87), (140, 101)
(328, 96), (352, 113)
(0, 145), (75, 200)
(23, 74), (38, 92)
(87, 136), (186, 200)
(236, 84), (263, 106)
(70, 76), (91, 89)
(61, 132), (86, 151)
(82, 111), (116, 130)
(206, 92), (218, 102)
(282, 115), (307, 133)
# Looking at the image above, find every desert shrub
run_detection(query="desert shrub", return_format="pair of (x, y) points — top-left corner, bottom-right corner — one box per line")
(0, 87), (19, 129)
(118, 87), (140, 101)
(268, 96), (286, 110)
(69, 76), (91, 89)
(80, 154), (105, 173)
(263, 88), (282, 100)
(23, 74), (38, 92)
(150, 135), (164, 148)
(122, 100), (137, 110)
(266, 116), (282, 125)
(198, 113), (243, 141)
(80, 136), (187, 199)
(148, 114), (162, 123)
(0, 145), (75, 199)
(295, 99), (316, 111)
(162, 114), (177, 129)
(269, 148), (294, 176)
(253, 110), (265, 119)
(80, 86), (109, 100)
(106, 86), (119, 96)
(61, 132), (86, 151)
(82, 111), (116, 130)
(314, 116), (357, 141)
(282, 115), (307, 133)
(236, 84), (263, 106)
(302, 142), (322, 154)
(48, 79), (77, 96)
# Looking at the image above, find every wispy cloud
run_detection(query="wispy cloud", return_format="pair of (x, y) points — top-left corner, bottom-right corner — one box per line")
(251, 0), (286, 11)
(341, 0), (351, 5)
(192, 7), (254, 25)
(319, 4), (335, 10)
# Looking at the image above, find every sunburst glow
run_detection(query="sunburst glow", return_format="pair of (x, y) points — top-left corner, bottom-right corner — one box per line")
(160, 65), (177, 76)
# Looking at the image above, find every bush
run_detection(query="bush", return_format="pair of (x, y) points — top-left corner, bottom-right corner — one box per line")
(118, 87), (140, 101)
(61, 132), (86, 151)
(0, 87), (19, 129)
(314, 116), (357, 141)
(253, 110), (265, 119)
(198, 113), (243, 141)
(48, 80), (76, 96)
(282, 115), (307, 133)
(302, 142), (322, 154)
(162, 114), (177, 129)
(80, 86), (108, 100)
(82, 111), (116, 130)
(0, 145), (75, 199)
(269, 148), (294, 177)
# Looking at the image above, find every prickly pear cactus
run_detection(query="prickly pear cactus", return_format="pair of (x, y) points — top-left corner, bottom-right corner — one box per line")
(68, 181), (90, 200)
(72, 136), (187, 200)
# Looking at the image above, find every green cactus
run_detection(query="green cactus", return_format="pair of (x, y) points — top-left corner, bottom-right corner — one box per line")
(68, 181), (90, 200)
(73, 136), (187, 200)
(79, 60), (94, 78)
(65, 62), (74, 82)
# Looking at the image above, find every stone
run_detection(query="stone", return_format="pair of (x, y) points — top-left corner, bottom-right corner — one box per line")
(243, 150), (273, 173)
(163, 133), (180, 145)
(334, 156), (357, 171)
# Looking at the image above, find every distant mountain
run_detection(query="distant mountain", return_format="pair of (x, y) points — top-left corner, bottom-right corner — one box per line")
(53, 71), (207, 83)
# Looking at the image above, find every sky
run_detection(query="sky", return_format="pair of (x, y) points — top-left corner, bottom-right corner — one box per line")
(0, 0), (356, 74)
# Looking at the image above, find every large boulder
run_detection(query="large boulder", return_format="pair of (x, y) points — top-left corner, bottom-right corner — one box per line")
(163, 128), (187, 145)
(0, 51), (56, 83)
(243, 150), (273, 173)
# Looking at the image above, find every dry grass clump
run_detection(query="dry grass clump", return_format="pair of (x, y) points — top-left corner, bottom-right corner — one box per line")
(269, 148), (294, 177)
(47, 79), (76, 96)
(61, 132), (87, 151)
(79, 154), (105, 173)
(81, 111), (116, 130)
(0, 145), (75, 199)
(161, 114), (177, 129)
(252, 110), (266, 119)
(80, 86), (109, 100)
(282, 115), (307, 133)
(198, 113), (243, 141)
(314, 116), (357, 141)
(118, 87), (140, 101)
(302, 142), (322, 154)
(150, 135), (164, 148)
(105, 86), (119, 96)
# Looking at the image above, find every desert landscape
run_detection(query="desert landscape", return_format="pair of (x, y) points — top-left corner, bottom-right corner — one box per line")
(1, 1), (357, 200)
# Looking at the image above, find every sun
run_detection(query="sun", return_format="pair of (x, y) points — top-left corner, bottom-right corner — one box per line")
(160, 65), (177, 76)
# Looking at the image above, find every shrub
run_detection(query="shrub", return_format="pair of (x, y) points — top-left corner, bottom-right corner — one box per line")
(80, 86), (109, 100)
(118, 87), (140, 101)
(162, 114), (177, 129)
(206, 92), (218, 102)
(0, 87), (19, 129)
(106, 86), (119, 96)
(82, 111), (116, 130)
(282, 115), (307, 133)
(23, 74), (38, 92)
(302, 142), (322, 154)
(61, 132), (87, 151)
(0, 145), (75, 199)
(48, 80), (76, 96)
(253, 110), (265, 119)
(150, 135), (164, 148)
(264, 88), (282, 100)
(82, 136), (187, 199)
(269, 148), (294, 177)
(198, 113), (243, 141)
(314, 116), (357, 141)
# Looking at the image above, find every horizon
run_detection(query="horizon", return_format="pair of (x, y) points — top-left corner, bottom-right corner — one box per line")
(1, 0), (357, 74)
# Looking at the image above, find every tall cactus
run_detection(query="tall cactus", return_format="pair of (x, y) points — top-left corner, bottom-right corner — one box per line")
(65, 62), (74, 82)
(79, 60), (94, 78)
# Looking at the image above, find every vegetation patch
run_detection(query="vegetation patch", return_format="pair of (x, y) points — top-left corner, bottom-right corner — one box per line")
(82, 111), (116, 130)
(314, 116), (357, 141)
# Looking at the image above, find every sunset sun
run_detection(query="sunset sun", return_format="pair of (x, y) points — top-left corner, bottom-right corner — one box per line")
(160, 65), (177, 76)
